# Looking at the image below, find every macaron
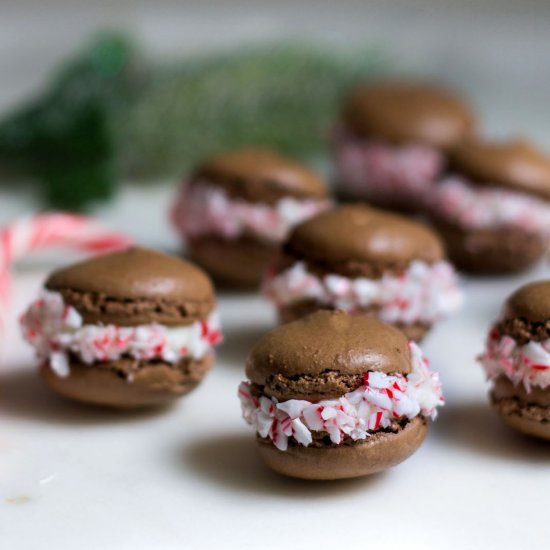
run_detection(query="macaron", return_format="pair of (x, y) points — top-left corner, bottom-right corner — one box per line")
(333, 81), (475, 211)
(426, 138), (550, 273)
(20, 247), (222, 408)
(479, 281), (550, 439)
(238, 310), (444, 480)
(264, 204), (462, 341)
(171, 148), (331, 287)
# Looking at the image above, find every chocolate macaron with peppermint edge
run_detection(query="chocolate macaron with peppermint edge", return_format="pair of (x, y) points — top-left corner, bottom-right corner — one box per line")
(479, 281), (550, 440)
(426, 138), (550, 273)
(239, 310), (444, 480)
(20, 247), (222, 408)
(264, 205), (462, 342)
(171, 148), (331, 288)
(333, 81), (475, 211)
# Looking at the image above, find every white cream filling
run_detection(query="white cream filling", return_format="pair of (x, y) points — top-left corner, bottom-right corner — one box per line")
(20, 290), (222, 377)
(171, 181), (330, 243)
(479, 328), (550, 392)
(428, 175), (550, 234)
(334, 132), (443, 200)
(264, 260), (462, 325)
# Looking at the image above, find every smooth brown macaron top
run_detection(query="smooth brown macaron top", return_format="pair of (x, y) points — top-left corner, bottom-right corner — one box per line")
(191, 148), (329, 205)
(283, 205), (444, 276)
(449, 138), (550, 201)
(502, 280), (550, 324)
(343, 81), (474, 148)
(46, 247), (215, 326)
(246, 310), (412, 386)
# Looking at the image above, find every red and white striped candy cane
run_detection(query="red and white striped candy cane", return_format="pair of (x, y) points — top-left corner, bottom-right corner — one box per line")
(0, 213), (133, 325)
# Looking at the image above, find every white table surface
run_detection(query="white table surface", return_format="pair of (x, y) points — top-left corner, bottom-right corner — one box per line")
(1, 238), (550, 550)
(1, 2), (550, 548)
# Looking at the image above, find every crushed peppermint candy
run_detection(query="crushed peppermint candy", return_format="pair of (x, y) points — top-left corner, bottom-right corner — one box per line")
(238, 342), (444, 451)
(0, 212), (132, 330)
(479, 327), (550, 392)
(171, 181), (330, 243)
(20, 290), (223, 378)
(333, 129), (443, 202)
(264, 260), (462, 325)
(427, 175), (550, 235)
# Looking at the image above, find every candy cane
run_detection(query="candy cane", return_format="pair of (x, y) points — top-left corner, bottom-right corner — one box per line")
(0, 212), (133, 327)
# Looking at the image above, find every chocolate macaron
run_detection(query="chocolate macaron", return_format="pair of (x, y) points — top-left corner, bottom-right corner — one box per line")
(333, 81), (474, 211)
(479, 281), (550, 440)
(171, 148), (330, 287)
(20, 247), (222, 408)
(264, 205), (462, 341)
(239, 310), (444, 480)
(426, 138), (550, 273)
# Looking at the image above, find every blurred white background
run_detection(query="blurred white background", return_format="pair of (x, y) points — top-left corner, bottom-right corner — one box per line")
(2, 0), (549, 243)
(1, 0), (549, 144)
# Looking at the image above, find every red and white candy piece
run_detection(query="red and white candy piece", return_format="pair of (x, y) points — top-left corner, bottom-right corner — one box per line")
(480, 327), (550, 391)
(0, 213), (133, 327)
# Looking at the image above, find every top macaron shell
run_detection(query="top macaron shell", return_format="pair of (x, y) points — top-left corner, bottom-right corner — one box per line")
(191, 148), (329, 204)
(283, 205), (444, 276)
(246, 310), (412, 387)
(502, 280), (550, 323)
(449, 138), (550, 201)
(46, 247), (215, 326)
(342, 82), (475, 148)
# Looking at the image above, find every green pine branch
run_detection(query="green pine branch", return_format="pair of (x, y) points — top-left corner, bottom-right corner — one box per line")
(0, 32), (385, 210)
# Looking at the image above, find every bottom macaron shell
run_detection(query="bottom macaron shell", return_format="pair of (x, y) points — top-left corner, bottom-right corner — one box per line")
(490, 378), (550, 441)
(435, 222), (546, 274)
(40, 354), (214, 409)
(494, 405), (550, 441)
(337, 188), (424, 215)
(188, 235), (275, 288)
(256, 416), (428, 480)
(278, 302), (431, 343)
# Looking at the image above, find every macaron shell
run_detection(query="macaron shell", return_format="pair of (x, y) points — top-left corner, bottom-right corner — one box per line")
(40, 354), (214, 408)
(278, 301), (431, 343)
(246, 310), (412, 385)
(257, 416), (427, 480)
(286, 205), (444, 269)
(187, 234), (276, 288)
(343, 82), (474, 148)
(492, 375), (550, 407)
(46, 246), (214, 304)
(497, 411), (550, 441)
(433, 221), (547, 274)
(450, 138), (550, 200)
(53, 286), (213, 326)
(491, 378), (550, 441)
(192, 148), (328, 204)
(504, 280), (550, 323)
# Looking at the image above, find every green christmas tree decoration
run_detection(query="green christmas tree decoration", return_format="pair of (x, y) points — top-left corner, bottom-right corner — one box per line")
(0, 32), (141, 210)
(0, 32), (385, 210)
